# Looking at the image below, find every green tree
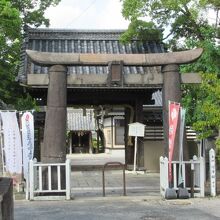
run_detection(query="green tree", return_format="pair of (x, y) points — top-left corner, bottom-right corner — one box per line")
(121, 0), (219, 48)
(121, 0), (220, 143)
(189, 73), (220, 138)
(0, 0), (61, 110)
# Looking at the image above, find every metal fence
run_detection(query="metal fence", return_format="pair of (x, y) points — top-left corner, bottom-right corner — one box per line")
(160, 156), (205, 198)
(28, 158), (71, 200)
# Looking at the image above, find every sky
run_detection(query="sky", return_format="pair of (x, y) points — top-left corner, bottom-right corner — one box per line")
(44, 0), (129, 29)
(43, 0), (218, 33)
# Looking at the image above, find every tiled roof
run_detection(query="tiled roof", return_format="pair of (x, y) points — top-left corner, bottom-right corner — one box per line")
(67, 109), (95, 131)
(18, 27), (164, 83)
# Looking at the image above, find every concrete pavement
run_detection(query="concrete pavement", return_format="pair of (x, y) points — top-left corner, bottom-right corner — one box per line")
(15, 196), (220, 220)
(14, 153), (220, 219)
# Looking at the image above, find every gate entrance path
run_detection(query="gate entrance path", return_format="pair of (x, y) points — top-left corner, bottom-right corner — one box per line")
(67, 153), (160, 198)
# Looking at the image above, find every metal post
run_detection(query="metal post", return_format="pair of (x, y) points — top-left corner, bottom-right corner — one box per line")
(111, 116), (114, 149)
(133, 136), (137, 172)
(102, 168), (105, 197)
(123, 165), (126, 196)
(0, 130), (5, 176)
(102, 162), (126, 197)
(69, 132), (72, 154)
(191, 163), (195, 198)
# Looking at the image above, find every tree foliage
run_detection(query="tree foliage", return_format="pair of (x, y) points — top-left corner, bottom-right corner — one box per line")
(120, 19), (163, 43)
(0, 0), (61, 110)
(121, 0), (220, 142)
(121, 0), (219, 48)
(190, 73), (220, 138)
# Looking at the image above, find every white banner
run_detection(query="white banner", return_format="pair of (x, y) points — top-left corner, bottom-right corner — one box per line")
(21, 112), (34, 180)
(0, 111), (22, 174)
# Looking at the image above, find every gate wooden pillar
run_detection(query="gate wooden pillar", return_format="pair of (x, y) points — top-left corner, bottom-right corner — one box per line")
(124, 107), (132, 166)
(135, 98), (144, 169)
(162, 64), (181, 159)
(41, 65), (67, 163)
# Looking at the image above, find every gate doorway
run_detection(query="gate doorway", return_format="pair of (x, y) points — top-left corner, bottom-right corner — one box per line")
(68, 153), (160, 198)
(71, 131), (91, 153)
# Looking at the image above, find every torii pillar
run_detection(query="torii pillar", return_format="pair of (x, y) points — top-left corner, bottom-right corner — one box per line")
(162, 64), (181, 159)
(41, 65), (67, 164)
(41, 65), (67, 189)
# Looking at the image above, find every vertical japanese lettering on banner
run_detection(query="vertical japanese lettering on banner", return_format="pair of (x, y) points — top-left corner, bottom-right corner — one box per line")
(0, 112), (22, 175)
(21, 112), (34, 180)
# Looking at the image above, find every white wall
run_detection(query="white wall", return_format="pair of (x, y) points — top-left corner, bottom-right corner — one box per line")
(103, 116), (125, 150)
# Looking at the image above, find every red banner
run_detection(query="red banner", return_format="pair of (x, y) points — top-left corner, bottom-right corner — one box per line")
(168, 102), (180, 183)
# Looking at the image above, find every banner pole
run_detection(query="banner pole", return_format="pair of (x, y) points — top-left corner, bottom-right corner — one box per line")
(0, 129), (5, 176)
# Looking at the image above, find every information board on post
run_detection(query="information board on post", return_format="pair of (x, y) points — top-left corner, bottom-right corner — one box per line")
(128, 122), (145, 137)
(128, 122), (145, 172)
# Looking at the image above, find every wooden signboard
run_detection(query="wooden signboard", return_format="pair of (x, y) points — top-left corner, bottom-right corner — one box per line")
(128, 122), (145, 137)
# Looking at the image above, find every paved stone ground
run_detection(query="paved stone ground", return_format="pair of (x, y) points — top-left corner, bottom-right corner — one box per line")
(67, 153), (125, 166)
(68, 153), (160, 198)
(71, 171), (160, 198)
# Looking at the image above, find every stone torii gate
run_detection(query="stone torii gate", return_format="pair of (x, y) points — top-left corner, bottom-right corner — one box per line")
(26, 48), (203, 167)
